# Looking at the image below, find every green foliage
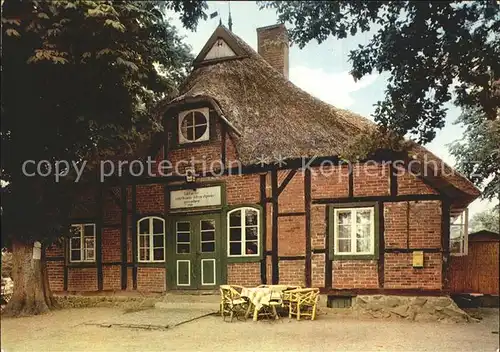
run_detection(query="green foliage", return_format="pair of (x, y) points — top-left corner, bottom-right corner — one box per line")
(260, 1), (500, 144)
(449, 109), (500, 201)
(1, 0), (207, 244)
(469, 208), (500, 233)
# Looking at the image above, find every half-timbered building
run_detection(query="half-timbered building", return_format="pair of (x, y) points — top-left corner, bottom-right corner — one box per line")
(46, 24), (480, 296)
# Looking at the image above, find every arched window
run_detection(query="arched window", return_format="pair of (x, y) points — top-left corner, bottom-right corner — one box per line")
(227, 207), (260, 257)
(137, 216), (165, 262)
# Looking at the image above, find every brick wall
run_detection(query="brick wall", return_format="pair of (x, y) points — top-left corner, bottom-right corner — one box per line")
(311, 165), (349, 199)
(353, 163), (390, 196)
(68, 268), (98, 291)
(136, 267), (166, 292)
(136, 184), (164, 214)
(278, 171), (304, 213)
(102, 265), (121, 290)
(47, 261), (64, 292)
(311, 205), (326, 249)
(384, 202), (408, 248)
(227, 262), (261, 286)
(224, 174), (260, 205)
(397, 170), (438, 195)
(311, 253), (325, 288)
(408, 200), (442, 248)
(279, 260), (305, 286)
(384, 253), (441, 289)
(333, 260), (379, 289)
(102, 228), (121, 263)
(277, 215), (305, 256)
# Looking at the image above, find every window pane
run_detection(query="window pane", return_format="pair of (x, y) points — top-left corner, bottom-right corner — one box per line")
(140, 248), (150, 261)
(177, 243), (190, 254)
(246, 227), (258, 240)
(71, 225), (81, 237)
(229, 211), (241, 227)
(356, 210), (372, 225)
(153, 218), (163, 234)
(245, 210), (258, 226)
(450, 225), (463, 240)
(450, 240), (461, 254)
(177, 222), (190, 232)
(201, 230), (215, 242)
(70, 237), (81, 251)
(245, 241), (258, 255)
(337, 225), (351, 239)
(356, 239), (370, 253)
(229, 228), (241, 241)
(84, 224), (95, 237)
(337, 239), (351, 253)
(193, 111), (206, 125)
(187, 127), (194, 140)
(84, 237), (94, 250)
(201, 220), (215, 231)
(71, 250), (81, 261)
(177, 232), (190, 243)
(85, 249), (95, 260)
(356, 225), (370, 239)
(201, 242), (215, 253)
(194, 125), (206, 140)
(153, 234), (163, 248)
(153, 248), (164, 261)
(139, 219), (150, 234)
(337, 211), (351, 225)
(139, 235), (149, 248)
(229, 242), (241, 256)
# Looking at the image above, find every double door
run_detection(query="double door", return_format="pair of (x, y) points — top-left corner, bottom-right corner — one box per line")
(169, 214), (221, 289)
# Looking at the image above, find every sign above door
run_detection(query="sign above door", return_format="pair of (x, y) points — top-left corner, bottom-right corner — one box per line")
(170, 185), (222, 209)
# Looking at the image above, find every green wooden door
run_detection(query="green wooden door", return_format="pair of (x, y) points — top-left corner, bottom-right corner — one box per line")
(170, 214), (221, 289)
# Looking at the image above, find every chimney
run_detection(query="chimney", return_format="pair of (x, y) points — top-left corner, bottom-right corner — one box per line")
(257, 24), (289, 79)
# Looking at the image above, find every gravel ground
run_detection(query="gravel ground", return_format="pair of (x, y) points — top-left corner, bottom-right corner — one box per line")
(1, 307), (498, 352)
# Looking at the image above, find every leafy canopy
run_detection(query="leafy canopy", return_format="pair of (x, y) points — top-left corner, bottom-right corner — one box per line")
(1, 0), (207, 243)
(469, 207), (500, 233)
(260, 1), (500, 143)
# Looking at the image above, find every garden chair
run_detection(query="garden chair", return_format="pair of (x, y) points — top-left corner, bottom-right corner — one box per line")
(219, 285), (248, 322)
(287, 288), (320, 321)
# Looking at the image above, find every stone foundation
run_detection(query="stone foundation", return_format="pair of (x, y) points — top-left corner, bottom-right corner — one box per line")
(352, 295), (475, 323)
(54, 295), (159, 309)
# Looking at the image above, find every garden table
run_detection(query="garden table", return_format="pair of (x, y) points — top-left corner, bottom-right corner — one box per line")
(241, 285), (293, 321)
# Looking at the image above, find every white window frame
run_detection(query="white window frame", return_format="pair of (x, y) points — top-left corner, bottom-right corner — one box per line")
(333, 207), (375, 256)
(137, 216), (165, 263)
(450, 209), (468, 256)
(178, 108), (210, 144)
(69, 223), (96, 263)
(227, 207), (260, 257)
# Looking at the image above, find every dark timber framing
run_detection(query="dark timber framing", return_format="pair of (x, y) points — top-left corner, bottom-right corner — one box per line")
(325, 206), (332, 289)
(96, 185), (104, 291)
(131, 184), (138, 289)
(389, 163), (398, 196)
(120, 184), (128, 289)
(304, 168), (312, 287)
(441, 200), (451, 290)
(259, 174), (267, 284)
(271, 169), (279, 284)
(378, 201), (385, 288)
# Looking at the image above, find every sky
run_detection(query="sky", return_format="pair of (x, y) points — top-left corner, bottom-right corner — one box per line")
(166, 1), (495, 218)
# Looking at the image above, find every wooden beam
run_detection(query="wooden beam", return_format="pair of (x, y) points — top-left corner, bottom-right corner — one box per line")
(313, 194), (443, 204)
(279, 255), (306, 260)
(378, 202), (385, 288)
(96, 185), (103, 291)
(304, 168), (312, 287)
(406, 201), (410, 249)
(325, 206), (332, 289)
(441, 200), (451, 290)
(271, 169), (279, 284)
(389, 163), (398, 196)
(320, 288), (447, 296)
(108, 188), (121, 209)
(259, 173), (267, 284)
(63, 237), (68, 291)
(277, 169), (297, 196)
(348, 163), (354, 198)
(120, 184), (128, 290)
(131, 184), (138, 290)
(277, 212), (306, 217)
(221, 123), (227, 168)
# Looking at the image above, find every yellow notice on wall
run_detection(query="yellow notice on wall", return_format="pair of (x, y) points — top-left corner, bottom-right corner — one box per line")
(412, 250), (424, 268)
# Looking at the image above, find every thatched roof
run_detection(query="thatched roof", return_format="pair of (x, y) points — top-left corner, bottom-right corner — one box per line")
(161, 25), (480, 208)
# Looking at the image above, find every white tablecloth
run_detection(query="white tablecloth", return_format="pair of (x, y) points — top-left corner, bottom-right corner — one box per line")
(240, 286), (284, 310)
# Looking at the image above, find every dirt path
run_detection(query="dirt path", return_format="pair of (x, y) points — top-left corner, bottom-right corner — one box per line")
(1, 307), (498, 352)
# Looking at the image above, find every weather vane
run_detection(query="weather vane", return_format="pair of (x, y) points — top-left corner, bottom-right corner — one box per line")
(209, 1), (233, 31)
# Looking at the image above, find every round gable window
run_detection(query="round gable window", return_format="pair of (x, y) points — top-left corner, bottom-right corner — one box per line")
(179, 110), (209, 143)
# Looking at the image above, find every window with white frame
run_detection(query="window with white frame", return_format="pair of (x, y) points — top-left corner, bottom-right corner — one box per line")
(178, 108), (210, 144)
(450, 210), (468, 256)
(137, 216), (165, 262)
(227, 207), (260, 257)
(70, 224), (96, 262)
(334, 207), (375, 255)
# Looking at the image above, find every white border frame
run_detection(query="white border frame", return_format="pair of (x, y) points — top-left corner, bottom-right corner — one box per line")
(227, 207), (260, 257)
(450, 209), (469, 257)
(176, 260), (191, 286)
(178, 107), (210, 144)
(137, 216), (166, 263)
(201, 258), (216, 286)
(333, 207), (375, 256)
(69, 223), (96, 263)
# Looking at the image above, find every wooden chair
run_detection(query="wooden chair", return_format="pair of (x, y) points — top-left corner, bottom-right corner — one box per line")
(287, 288), (320, 321)
(219, 285), (248, 322)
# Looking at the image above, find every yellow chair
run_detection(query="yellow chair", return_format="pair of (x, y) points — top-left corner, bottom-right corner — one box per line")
(219, 285), (248, 322)
(287, 288), (320, 321)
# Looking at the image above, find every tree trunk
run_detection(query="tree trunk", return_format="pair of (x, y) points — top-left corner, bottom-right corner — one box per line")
(3, 240), (57, 316)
